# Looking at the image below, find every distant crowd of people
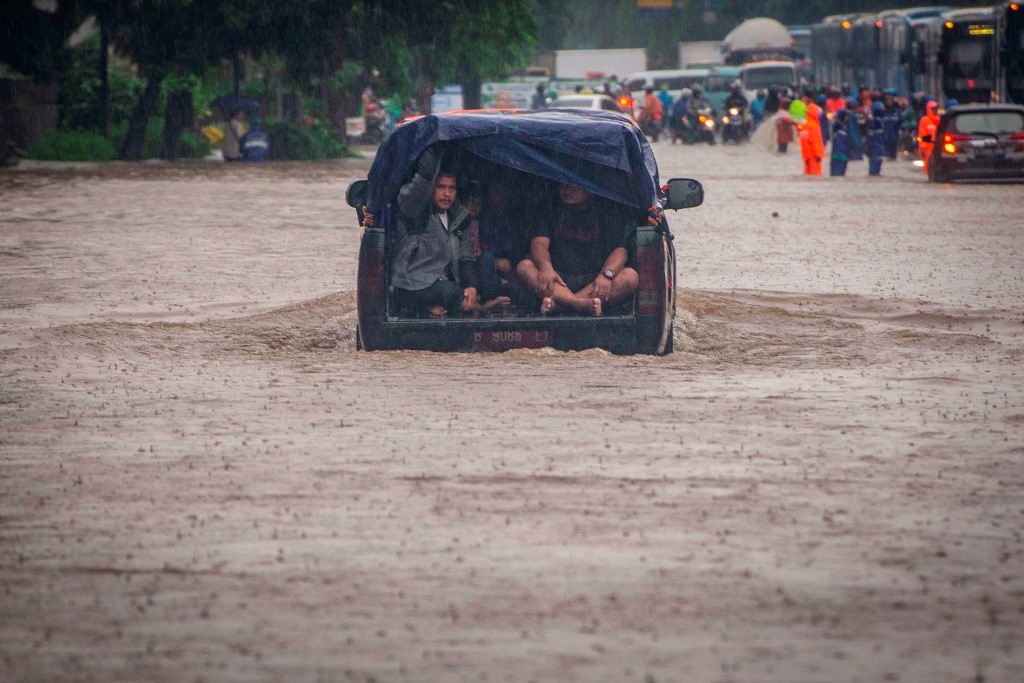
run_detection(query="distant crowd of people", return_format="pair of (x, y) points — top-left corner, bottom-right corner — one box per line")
(758, 83), (950, 177)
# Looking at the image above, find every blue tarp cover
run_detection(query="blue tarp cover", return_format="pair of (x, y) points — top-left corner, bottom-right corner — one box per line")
(365, 109), (661, 213)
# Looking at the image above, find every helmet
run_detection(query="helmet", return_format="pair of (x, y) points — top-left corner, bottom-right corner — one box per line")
(789, 100), (807, 122)
(691, 84), (702, 96)
(871, 101), (883, 112)
(730, 81), (741, 93)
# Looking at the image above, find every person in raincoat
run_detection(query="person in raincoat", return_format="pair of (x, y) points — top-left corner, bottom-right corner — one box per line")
(798, 91), (825, 175)
(657, 84), (674, 132)
(845, 97), (864, 162)
(880, 90), (902, 160)
(917, 100), (941, 175)
(865, 101), (886, 176)
(774, 96), (795, 153)
(241, 116), (270, 162)
(830, 109), (851, 177)
(817, 93), (831, 145)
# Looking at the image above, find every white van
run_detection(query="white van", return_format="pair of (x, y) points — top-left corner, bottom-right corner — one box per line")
(621, 69), (709, 116)
(739, 60), (797, 101)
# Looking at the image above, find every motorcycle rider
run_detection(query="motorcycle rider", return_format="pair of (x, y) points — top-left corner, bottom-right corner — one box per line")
(686, 85), (715, 144)
(656, 84), (674, 132)
(750, 89), (767, 130)
(722, 81), (749, 142)
(669, 87), (691, 144)
(639, 87), (664, 139)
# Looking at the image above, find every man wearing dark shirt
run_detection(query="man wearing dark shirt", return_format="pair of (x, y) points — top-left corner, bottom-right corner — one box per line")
(517, 185), (638, 317)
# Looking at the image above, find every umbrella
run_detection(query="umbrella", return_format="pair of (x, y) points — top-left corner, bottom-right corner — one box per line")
(209, 94), (259, 113)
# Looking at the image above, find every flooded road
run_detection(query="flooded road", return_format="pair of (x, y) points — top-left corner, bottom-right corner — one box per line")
(2, 141), (1022, 682)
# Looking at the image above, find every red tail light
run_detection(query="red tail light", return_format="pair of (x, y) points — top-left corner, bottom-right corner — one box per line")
(636, 245), (663, 316)
(1010, 132), (1024, 140)
(653, 113), (661, 121)
(357, 246), (386, 316)
(618, 96), (634, 109)
(943, 133), (971, 143)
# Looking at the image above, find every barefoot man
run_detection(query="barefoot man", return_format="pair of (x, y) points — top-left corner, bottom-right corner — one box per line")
(517, 184), (639, 317)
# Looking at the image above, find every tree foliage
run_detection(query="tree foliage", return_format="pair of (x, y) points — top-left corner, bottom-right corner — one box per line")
(0, 0), (81, 82)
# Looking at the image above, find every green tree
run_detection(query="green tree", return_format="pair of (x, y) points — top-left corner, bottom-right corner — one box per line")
(417, 1), (538, 109)
(0, 0), (81, 82)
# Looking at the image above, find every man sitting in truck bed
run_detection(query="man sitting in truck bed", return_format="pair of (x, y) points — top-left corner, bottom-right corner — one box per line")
(516, 184), (639, 317)
(391, 147), (479, 318)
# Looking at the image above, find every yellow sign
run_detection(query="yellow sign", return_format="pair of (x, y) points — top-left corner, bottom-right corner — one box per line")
(967, 24), (994, 36)
(637, 0), (673, 7)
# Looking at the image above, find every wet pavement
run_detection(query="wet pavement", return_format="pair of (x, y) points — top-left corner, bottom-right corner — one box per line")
(1, 138), (1022, 682)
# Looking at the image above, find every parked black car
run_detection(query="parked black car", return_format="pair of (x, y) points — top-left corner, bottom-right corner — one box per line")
(345, 108), (703, 355)
(927, 104), (1024, 183)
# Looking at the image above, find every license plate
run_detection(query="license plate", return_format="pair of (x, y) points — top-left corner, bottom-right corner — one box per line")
(471, 329), (551, 351)
(974, 145), (1002, 158)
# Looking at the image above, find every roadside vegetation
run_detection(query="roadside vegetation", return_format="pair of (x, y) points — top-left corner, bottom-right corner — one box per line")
(1, 0), (990, 163)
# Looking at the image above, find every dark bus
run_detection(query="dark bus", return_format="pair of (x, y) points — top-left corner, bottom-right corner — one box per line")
(939, 7), (997, 104)
(996, 2), (1024, 103)
(810, 14), (865, 88)
(850, 14), (882, 89)
(876, 7), (950, 95)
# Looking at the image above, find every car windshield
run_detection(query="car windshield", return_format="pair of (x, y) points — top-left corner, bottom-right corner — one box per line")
(743, 66), (794, 89)
(951, 111), (1024, 135)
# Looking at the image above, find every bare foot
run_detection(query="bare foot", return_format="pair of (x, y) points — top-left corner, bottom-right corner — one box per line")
(480, 296), (511, 311)
(540, 297), (557, 315)
(591, 297), (602, 317)
(428, 305), (447, 319)
(463, 296), (511, 315)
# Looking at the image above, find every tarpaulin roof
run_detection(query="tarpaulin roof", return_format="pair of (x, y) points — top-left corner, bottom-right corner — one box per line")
(365, 109), (660, 213)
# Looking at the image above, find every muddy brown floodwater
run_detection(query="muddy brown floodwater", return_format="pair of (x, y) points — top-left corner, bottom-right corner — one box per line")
(1, 140), (1022, 683)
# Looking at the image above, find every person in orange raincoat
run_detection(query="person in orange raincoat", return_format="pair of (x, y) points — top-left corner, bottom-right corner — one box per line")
(793, 90), (825, 175)
(917, 100), (941, 175)
(641, 87), (664, 130)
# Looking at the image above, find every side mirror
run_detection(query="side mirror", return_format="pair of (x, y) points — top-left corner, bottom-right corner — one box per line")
(663, 177), (704, 210)
(346, 179), (368, 209)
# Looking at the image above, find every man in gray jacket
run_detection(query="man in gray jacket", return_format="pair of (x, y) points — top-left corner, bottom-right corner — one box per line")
(391, 147), (479, 317)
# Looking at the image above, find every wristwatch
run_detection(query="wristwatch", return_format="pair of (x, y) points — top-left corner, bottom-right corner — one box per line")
(602, 269), (615, 280)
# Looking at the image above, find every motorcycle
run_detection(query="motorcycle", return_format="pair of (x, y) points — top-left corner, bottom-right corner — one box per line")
(721, 105), (749, 144)
(693, 106), (717, 145)
(639, 110), (662, 142)
(362, 106), (390, 144)
(670, 114), (692, 144)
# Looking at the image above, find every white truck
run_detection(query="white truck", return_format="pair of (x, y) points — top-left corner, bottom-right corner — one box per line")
(739, 60), (798, 102)
(554, 48), (647, 81)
